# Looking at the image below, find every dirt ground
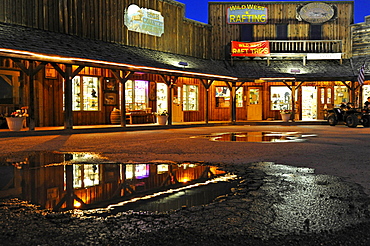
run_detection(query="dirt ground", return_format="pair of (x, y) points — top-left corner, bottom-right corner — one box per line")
(1, 124), (370, 245)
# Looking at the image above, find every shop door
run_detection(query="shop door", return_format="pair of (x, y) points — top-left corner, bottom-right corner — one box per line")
(301, 86), (317, 120)
(172, 86), (183, 122)
(317, 87), (334, 119)
(247, 88), (262, 120)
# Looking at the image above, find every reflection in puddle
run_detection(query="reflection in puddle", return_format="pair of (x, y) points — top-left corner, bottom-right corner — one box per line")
(192, 131), (316, 142)
(0, 152), (237, 213)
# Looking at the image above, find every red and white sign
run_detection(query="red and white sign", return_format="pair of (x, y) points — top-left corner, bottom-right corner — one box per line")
(231, 41), (270, 57)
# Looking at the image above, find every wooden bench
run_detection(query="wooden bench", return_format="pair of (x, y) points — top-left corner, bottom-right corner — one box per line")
(127, 110), (155, 124)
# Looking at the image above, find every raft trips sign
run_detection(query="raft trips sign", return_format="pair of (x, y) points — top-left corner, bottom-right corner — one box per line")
(227, 4), (268, 24)
(231, 41), (270, 57)
(124, 4), (164, 37)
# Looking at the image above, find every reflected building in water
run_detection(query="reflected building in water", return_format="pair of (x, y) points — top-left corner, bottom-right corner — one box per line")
(0, 152), (229, 212)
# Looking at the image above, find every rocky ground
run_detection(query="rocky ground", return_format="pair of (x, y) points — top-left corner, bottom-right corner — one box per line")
(2, 161), (370, 246)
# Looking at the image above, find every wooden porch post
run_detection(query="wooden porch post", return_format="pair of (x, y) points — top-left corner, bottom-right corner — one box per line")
(159, 75), (178, 126)
(225, 82), (236, 124)
(51, 63), (85, 130)
(64, 65), (73, 129)
(12, 59), (46, 131)
(291, 81), (296, 122)
(200, 79), (214, 124)
(111, 70), (135, 127)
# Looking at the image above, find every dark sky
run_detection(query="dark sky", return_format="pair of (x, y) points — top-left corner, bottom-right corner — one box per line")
(177, 0), (368, 24)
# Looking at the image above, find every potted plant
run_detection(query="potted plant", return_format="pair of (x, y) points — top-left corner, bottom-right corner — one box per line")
(6, 109), (28, 131)
(280, 109), (292, 122)
(156, 111), (168, 125)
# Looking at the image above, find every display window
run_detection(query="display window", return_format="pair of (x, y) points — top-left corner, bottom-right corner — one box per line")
(65, 164), (99, 189)
(334, 86), (349, 107)
(156, 82), (168, 113)
(215, 86), (243, 107)
(362, 85), (370, 107)
(125, 80), (148, 110)
(71, 76), (100, 111)
(270, 86), (291, 110)
(183, 85), (198, 111)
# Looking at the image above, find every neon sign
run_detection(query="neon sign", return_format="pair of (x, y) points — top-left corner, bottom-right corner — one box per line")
(227, 4), (268, 24)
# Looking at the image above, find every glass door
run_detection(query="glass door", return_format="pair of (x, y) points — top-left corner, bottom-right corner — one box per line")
(318, 87), (334, 119)
(301, 86), (317, 120)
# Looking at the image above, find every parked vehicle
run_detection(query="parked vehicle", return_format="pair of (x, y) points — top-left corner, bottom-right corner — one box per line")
(327, 103), (370, 127)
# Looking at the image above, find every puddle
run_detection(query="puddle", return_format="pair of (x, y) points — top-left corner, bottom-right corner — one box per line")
(0, 151), (237, 213)
(192, 131), (316, 142)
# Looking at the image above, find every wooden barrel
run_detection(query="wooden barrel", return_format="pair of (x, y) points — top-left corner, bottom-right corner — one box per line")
(110, 109), (121, 124)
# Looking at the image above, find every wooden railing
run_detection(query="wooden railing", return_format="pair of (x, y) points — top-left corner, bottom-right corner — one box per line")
(269, 40), (342, 54)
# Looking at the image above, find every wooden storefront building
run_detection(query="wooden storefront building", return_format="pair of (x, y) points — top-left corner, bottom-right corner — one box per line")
(0, 0), (368, 130)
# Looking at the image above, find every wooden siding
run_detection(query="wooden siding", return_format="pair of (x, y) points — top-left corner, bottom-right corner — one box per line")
(209, 2), (354, 60)
(352, 16), (370, 57)
(0, 0), (211, 59)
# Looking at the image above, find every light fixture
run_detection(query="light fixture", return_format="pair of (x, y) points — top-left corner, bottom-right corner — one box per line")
(290, 69), (301, 74)
(178, 61), (188, 68)
(260, 77), (295, 81)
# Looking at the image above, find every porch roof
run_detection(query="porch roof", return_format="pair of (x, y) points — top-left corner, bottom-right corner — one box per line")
(227, 59), (366, 82)
(0, 22), (366, 83)
(0, 23), (237, 81)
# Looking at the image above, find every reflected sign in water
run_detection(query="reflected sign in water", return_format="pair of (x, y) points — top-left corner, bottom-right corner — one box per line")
(192, 132), (316, 142)
(0, 152), (237, 212)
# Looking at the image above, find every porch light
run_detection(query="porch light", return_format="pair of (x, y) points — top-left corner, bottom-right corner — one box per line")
(290, 69), (301, 74)
(178, 61), (188, 68)
(259, 77), (295, 81)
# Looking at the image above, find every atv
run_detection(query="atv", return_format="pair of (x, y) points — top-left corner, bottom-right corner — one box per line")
(327, 103), (370, 128)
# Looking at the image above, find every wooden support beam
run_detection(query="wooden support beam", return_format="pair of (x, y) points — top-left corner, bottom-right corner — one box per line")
(111, 70), (135, 127)
(50, 64), (84, 129)
(159, 75), (178, 126)
(12, 59), (47, 131)
(200, 79), (214, 124)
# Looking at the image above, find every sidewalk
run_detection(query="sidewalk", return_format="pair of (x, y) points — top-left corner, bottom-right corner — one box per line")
(0, 120), (327, 137)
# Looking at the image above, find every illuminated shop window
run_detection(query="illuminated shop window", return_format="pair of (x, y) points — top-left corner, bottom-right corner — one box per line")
(72, 76), (99, 111)
(64, 164), (100, 189)
(334, 86), (349, 107)
(156, 82), (168, 113)
(362, 85), (370, 106)
(270, 86), (291, 110)
(125, 80), (148, 110)
(183, 85), (199, 111)
(215, 86), (243, 107)
(125, 164), (150, 179)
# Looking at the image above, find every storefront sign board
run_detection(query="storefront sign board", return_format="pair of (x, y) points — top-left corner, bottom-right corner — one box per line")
(307, 53), (342, 60)
(124, 4), (164, 37)
(231, 41), (270, 57)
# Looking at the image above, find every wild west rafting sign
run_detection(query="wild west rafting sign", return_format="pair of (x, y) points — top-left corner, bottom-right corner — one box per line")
(227, 4), (268, 24)
(231, 41), (270, 57)
(124, 4), (164, 37)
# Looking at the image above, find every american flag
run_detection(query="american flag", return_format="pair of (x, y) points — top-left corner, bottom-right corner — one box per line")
(358, 63), (366, 85)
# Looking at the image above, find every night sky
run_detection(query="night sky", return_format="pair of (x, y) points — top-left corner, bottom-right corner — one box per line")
(177, 0), (369, 24)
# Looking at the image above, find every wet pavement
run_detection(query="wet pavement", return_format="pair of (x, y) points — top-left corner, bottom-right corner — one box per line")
(1, 125), (370, 245)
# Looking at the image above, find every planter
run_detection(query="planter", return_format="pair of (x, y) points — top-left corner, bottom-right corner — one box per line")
(6, 117), (26, 131)
(281, 113), (291, 122)
(157, 115), (168, 125)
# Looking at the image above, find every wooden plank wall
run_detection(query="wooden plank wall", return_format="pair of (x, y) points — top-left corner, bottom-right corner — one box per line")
(209, 2), (354, 60)
(352, 16), (370, 57)
(0, 0), (212, 59)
